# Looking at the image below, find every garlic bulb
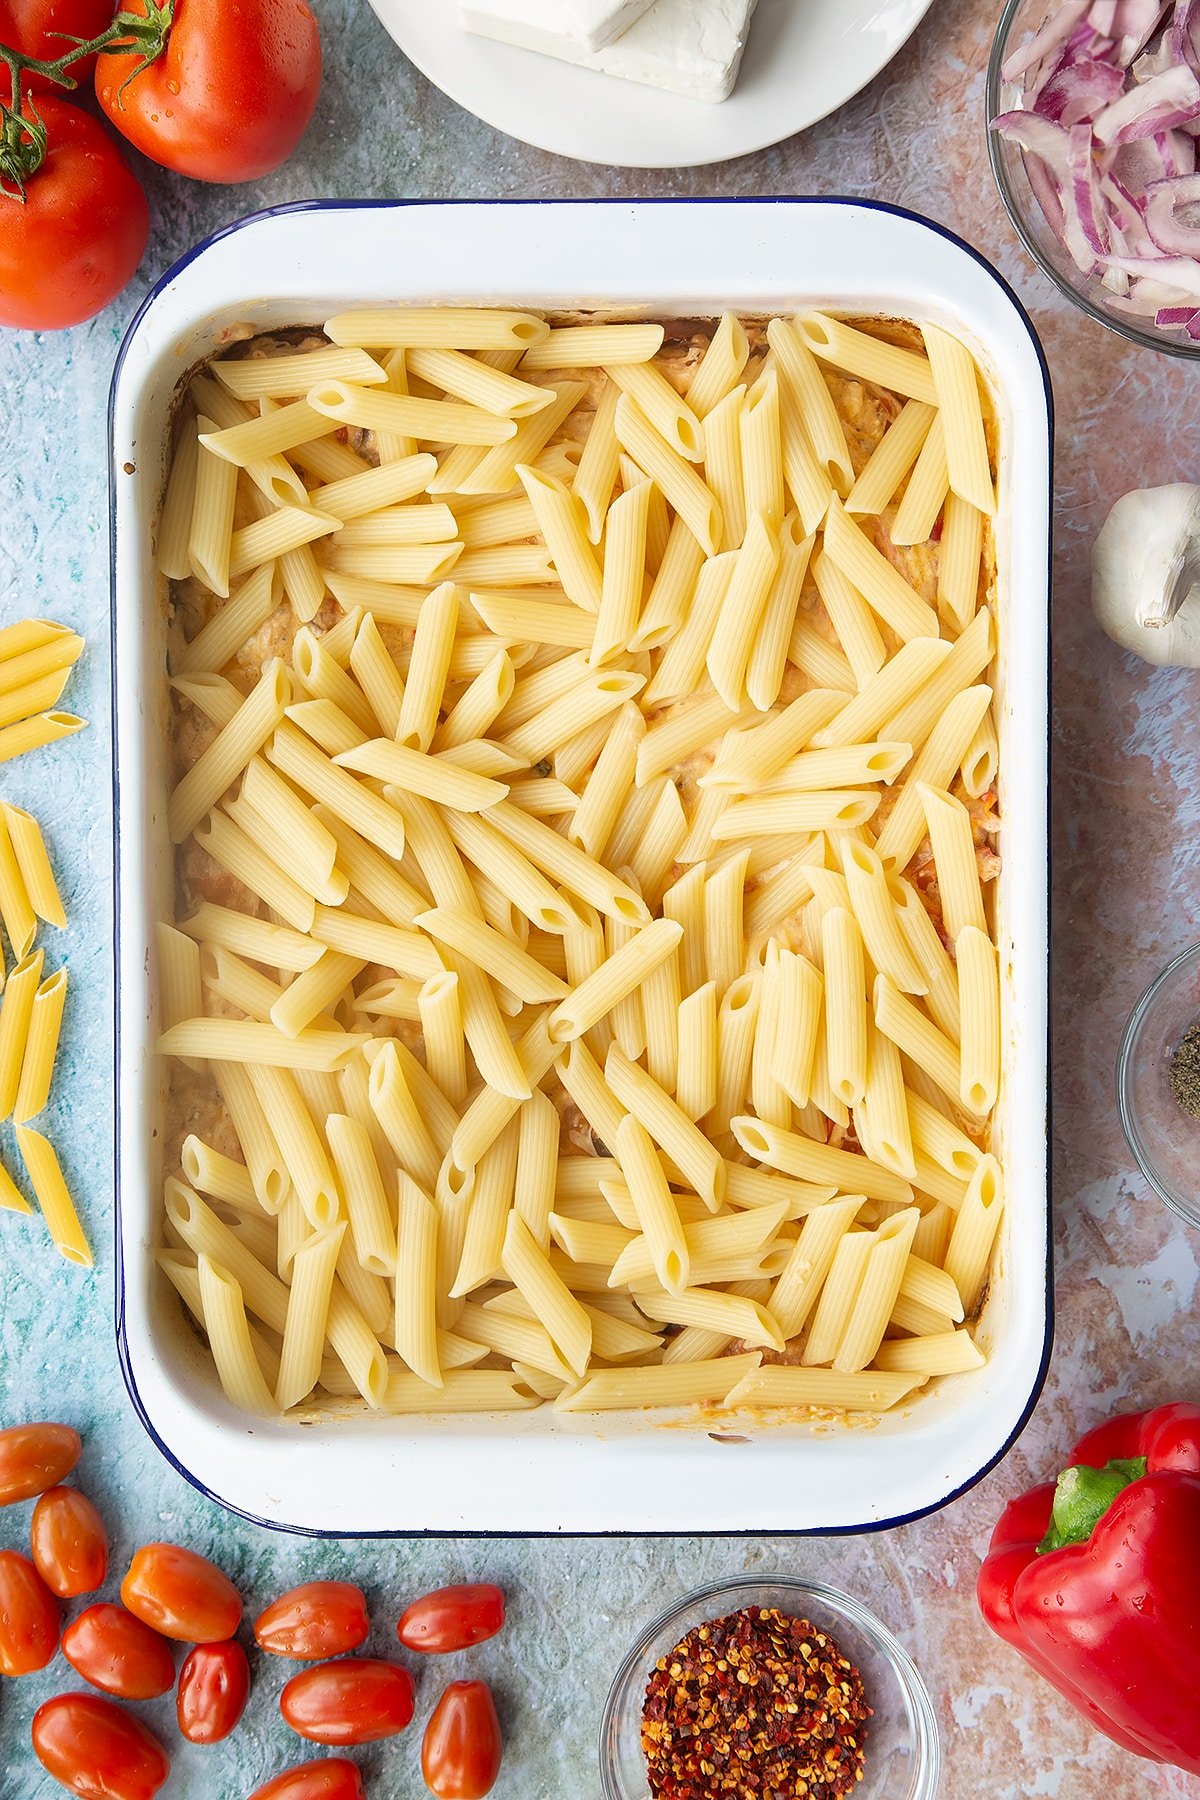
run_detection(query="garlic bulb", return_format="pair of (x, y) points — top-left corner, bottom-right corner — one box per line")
(1092, 484), (1200, 667)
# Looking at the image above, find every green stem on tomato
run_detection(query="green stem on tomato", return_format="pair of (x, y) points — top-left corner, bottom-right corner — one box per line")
(0, 0), (173, 198)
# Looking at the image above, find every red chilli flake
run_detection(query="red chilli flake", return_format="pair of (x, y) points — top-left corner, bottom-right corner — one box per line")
(641, 1606), (871, 1799)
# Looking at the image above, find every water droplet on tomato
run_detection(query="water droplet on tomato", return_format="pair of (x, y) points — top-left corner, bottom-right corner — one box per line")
(167, 78), (180, 94)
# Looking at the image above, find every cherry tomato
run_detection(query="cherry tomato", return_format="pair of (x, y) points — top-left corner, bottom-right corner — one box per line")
(0, 0), (119, 93)
(177, 1638), (251, 1744)
(32, 1693), (169, 1800)
(255, 1581), (369, 1661)
(32, 1486), (109, 1597)
(62, 1604), (176, 1700)
(0, 1421), (81, 1505)
(0, 95), (148, 331)
(280, 1659), (415, 1745)
(0, 1549), (59, 1674)
(95, 0), (321, 184)
(421, 1681), (503, 1800)
(121, 1543), (242, 1644)
(397, 1584), (505, 1655)
(247, 1760), (366, 1800)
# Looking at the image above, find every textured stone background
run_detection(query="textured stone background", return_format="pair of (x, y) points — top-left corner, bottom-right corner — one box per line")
(2, 0), (1199, 1793)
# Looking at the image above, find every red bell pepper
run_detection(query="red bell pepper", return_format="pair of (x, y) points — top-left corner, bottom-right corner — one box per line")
(977, 1403), (1200, 1773)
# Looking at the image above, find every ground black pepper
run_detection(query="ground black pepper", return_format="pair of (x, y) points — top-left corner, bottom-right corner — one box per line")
(641, 1605), (871, 1799)
(1169, 1023), (1200, 1118)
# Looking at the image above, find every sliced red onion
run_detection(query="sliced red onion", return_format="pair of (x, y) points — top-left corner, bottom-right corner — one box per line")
(1092, 61), (1200, 140)
(1109, 0), (1170, 63)
(1034, 56), (1127, 118)
(1002, 0), (1093, 82)
(993, 0), (1200, 331)
(1144, 170), (1200, 246)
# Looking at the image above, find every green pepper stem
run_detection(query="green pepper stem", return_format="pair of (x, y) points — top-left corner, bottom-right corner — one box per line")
(1037, 1456), (1148, 1555)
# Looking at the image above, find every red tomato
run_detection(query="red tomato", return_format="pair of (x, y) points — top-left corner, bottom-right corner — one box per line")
(62, 1604), (176, 1700)
(31, 1486), (109, 1597)
(32, 1693), (169, 1800)
(121, 1543), (243, 1644)
(397, 1585), (505, 1655)
(255, 1581), (369, 1661)
(421, 1682), (503, 1800)
(0, 1421), (81, 1504)
(0, 0), (118, 92)
(247, 1760), (366, 1800)
(0, 95), (147, 331)
(177, 1638), (251, 1744)
(95, 0), (321, 183)
(0, 1549), (59, 1674)
(280, 1659), (415, 1745)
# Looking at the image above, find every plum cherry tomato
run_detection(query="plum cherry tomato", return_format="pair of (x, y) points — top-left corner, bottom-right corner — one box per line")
(280, 1658), (415, 1745)
(31, 1486), (109, 1598)
(255, 1581), (370, 1660)
(177, 1638), (251, 1744)
(62, 1603), (176, 1700)
(0, 1549), (59, 1674)
(422, 1681), (504, 1800)
(121, 1543), (242, 1643)
(247, 1760), (366, 1800)
(0, 96), (149, 332)
(32, 1693), (170, 1800)
(0, 0), (119, 93)
(398, 1584), (506, 1655)
(96, 0), (322, 184)
(0, 1422), (81, 1505)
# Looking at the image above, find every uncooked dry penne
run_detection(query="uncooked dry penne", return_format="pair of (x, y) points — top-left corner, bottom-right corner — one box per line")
(153, 305), (1005, 1424)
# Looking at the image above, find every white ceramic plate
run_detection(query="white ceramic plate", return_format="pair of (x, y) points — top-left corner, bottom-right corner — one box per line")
(111, 198), (1051, 1538)
(366, 0), (937, 169)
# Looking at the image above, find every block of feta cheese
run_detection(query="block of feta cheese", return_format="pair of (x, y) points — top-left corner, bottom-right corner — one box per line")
(570, 0), (658, 52)
(460, 0), (760, 104)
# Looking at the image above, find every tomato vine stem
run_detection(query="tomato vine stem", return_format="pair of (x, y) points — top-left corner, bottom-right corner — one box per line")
(0, 0), (173, 199)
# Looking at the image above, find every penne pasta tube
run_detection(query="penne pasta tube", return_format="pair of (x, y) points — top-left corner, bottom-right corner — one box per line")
(17, 1124), (91, 1267)
(741, 368), (785, 530)
(593, 480), (651, 664)
(501, 1209), (592, 1377)
(766, 316), (853, 495)
(606, 1041), (724, 1211)
(874, 1328), (985, 1375)
(923, 323), (996, 515)
(405, 345), (553, 417)
(711, 791), (880, 838)
(396, 581), (459, 752)
(845, 399), (937, 516)
(310, 452), (438, 520)
(520, 322), (665, 369)
(873, 685), (992, 871)
(944, 1154), (1004, 1314)
(332, 738), (506, 812)
(181, 1136), (256, 1211)
(308, 378), (516, 445)
(547, 918), (681, 1043)
(957, 925), (1000, 1116)
(159, 1018), (366, 1073)
(823, 494), (939, 640)
(747, 513), (814, 713)
(614, 393), (722, 556)
(891, 413), (949, 547)
(0, 950), (43, 1118)
(198, 1255), (278, 1416)
(873, 974), (964, 1113)
(393, 1175), (441, 1388)
(686, 313), (750, 416)
(833, 1207), (921, 1371)
(796, 312), (938, 403)
(723, 1365), (925, 1411)
(706, 512), (781, 709)
(919, 783), (987, 938)
(416, 906), (567, 1005)
(732, 1115), (914, 1206)
(13, 967), (67, 1124)
(324, 307), (549, 350)
(812, 550), (885, 691)
(0, 713), (87, 765)
(700, 385), (745, 552)
(607, 361), (704, 461)
(938, 494), (986, 631)
(275, 1224), (345, 1411)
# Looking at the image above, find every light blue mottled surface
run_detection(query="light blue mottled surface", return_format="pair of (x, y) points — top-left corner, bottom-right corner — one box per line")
(3, 0), (1200, 1794)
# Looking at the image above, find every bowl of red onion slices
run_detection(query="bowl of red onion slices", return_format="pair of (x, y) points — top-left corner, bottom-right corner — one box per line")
(989, 0), (1200, 349)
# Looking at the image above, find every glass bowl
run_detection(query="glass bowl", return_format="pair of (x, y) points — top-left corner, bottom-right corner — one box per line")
(599, 1576), (940, 1800)
(986, 0), (1200, 357)
(1117, 941), (1200, 1227)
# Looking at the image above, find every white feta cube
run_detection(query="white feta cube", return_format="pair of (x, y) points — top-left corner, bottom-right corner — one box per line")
(570, 0), (658, 52)
(460, 0), (760, 105)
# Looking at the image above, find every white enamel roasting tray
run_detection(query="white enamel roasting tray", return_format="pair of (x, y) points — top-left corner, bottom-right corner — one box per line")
(110, 199), (1052, 1536)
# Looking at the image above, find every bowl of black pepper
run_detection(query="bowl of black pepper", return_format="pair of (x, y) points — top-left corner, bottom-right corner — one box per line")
(599, 1577), (939, 1800)
(1117, 942), (1200, 1228)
